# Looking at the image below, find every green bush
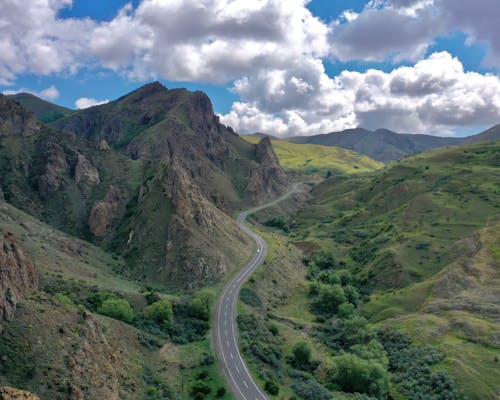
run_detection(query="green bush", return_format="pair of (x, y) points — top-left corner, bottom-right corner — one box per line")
(293, 341), (312, 370)
(264, 380), (280, 395)
(312, 284), (347, 317)
(265, 215), (290, 233)
(98, 298), (134, 323)
(333, 353), (389, 399)
(142, 299), (174, 325)
(189, 289), (216, 321)
(313, 250), (336, 269)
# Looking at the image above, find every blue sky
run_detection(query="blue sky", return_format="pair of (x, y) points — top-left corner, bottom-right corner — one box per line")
(1, 0), (499, 137)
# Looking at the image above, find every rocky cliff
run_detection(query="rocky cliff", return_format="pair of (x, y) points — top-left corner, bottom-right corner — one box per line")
(247, 137), (288, 203)
(0, 95), (40, 137)
(0, 232), (38, 321)
(0, 387), (40, 400)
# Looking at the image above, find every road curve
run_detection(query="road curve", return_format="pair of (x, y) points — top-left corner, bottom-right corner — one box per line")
(213, 186), (299, 400)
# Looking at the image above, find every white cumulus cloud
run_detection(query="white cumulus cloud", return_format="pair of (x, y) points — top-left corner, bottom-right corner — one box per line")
(220, 52), (500, 136)
(75, 97), (109, 109)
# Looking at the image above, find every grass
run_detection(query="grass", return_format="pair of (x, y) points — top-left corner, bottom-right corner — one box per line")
(282, 140), (500, 399)
(243, 135), (383, 176)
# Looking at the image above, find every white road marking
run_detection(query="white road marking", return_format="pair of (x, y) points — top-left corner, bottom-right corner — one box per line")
(243, 380), (249, 389)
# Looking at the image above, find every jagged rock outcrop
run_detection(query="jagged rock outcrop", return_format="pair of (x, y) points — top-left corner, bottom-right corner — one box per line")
(89, 186), (122, 237)
(68, 311), (119, 400)
(0, 387), (40, 400)
(0, 232), (38, 321)
(74, 153), (100, 186)
(0, 95), (40, 137)
(247, 137), (288, 203)
(97, 140), (110, 151)
(36, 141), (69, 196)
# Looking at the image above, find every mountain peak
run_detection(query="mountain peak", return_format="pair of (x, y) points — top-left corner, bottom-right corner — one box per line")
(0, 94), (41, 137)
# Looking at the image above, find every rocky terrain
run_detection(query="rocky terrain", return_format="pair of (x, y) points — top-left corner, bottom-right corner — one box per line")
(0, 85), (288, 286)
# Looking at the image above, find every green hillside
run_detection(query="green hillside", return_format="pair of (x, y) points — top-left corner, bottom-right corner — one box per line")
(7, 92), (74, 123)
(286, 140), (500, 399)
(0, 201), (232, 399)
(243, 135), (383, 176)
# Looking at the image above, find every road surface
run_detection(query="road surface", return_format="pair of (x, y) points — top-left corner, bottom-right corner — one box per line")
(214, 186), (299, 400)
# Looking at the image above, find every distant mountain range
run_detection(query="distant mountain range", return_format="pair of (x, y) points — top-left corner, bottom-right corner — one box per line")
(287, 126), (500, 162)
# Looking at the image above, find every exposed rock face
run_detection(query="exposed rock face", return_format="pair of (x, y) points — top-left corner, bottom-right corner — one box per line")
(74, 153), (100, 186)
(247, 137), (288, 203)
(0, 387), (40, 400)
(0, 232), (38, 321)
(97, 140), (110, 151)
(68, 312), (119, 400)
(89, 186), (122, 237)
(0, 95), (40, 137)
(36, 141), (69, 196)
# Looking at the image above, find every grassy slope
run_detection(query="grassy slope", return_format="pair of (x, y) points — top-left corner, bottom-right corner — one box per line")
(243, 135), (383, 176)
(7, 93), (73, 123)
(0, 201), (232, 399)
(290, 140), (500, 399)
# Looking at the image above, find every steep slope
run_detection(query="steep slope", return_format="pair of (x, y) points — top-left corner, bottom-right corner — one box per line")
(0, 95), (40, 138)
(0, 92), (265, 287)
(290, 140), (500, 398)
(244, 134), (383, 176)
(289, 128), (462, 162)
(50, 82), (287, 207)
(6, 93), (73, 124)
(463, 123), (500, 144)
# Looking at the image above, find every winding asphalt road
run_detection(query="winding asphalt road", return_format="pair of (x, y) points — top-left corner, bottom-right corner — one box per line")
(214, 186), (299, 400)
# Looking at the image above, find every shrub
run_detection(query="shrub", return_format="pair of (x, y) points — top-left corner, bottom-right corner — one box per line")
(189, 289), (216, 321)
(142, 299), (173, 325)
(98, 298), (134, 323)
(312, 284), (347, 317)
(216, 387), (226, 397)
(293, 341), (312, 370)
(54, 293), (75, 308)
(313, 250), (336, 269)
(265, 215), (290, 233)
(333, 353), (389, 399)
(264, 380), (279, 395)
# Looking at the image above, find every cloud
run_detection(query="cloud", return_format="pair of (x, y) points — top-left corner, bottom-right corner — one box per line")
(329, 0), (500, 66)
(89, 0), (329, 82)
(2, 85), (60, 101)
(75, 97), (109, 109)
(220, 52), (500, 136)
(0, 0), (96, 85)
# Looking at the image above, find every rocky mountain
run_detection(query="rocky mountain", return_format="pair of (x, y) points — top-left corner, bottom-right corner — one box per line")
(463, 123), (500, 144)
(289, 127), (461, 162)
(0, 85), (287, 287)
(6, 93), (73, 124)
(0, 232), (38, 322)
(0, 95), (40, 138)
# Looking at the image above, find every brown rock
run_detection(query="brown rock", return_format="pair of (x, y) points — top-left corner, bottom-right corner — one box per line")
(37, 141), (68, 196)
(88, 186), (121, 237)
(67, 314), (119, 400)
(74, 153), (100, 186)
(97, 140), (110, 151)
(0, 387), (40, 400)
(247, 137), (288, 203)
(0, 95), (40, 137)
(0, 232), (38, 321)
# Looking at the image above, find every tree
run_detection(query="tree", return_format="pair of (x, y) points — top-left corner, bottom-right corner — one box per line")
(313, 250), (336, 269)
(142, 299), (174, 325)
(312, 284), (347, 316)
(333, 353), (390, 400)
(293, 341), (312, 369)
(189, 289), (216, 321)
(98, 298), (134, 323)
